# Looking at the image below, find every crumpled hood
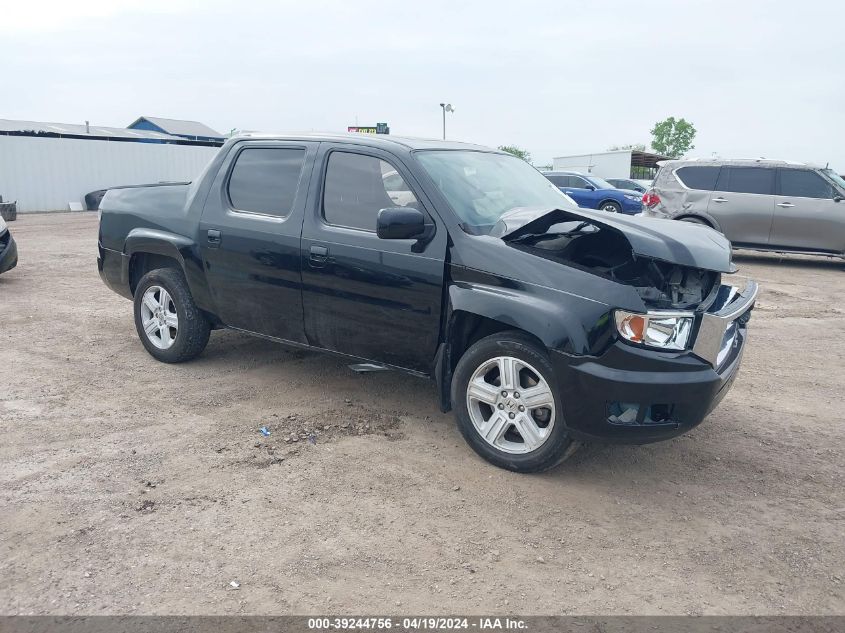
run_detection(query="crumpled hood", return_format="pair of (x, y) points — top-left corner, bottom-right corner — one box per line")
(490, 206), (736, 273)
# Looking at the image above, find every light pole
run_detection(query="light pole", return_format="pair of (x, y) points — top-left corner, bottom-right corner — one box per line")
(439, 103), (454, 140)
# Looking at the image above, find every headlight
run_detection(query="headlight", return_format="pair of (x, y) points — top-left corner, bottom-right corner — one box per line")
(614, 310), (694, 351)
(623, 194), (641, 201)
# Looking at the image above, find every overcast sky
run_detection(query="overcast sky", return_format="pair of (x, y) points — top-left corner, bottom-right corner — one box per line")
(3, 0), (844, 167)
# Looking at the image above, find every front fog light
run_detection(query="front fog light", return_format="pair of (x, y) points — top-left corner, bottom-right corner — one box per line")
(614, 310), (694, 351)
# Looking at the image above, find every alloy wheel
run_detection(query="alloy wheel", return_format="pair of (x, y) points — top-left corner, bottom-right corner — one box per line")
(465, 356), (556, 454)
(140, 285), (179, 349)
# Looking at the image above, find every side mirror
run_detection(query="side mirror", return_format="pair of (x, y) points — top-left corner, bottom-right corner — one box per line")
(584, 184), (596, 191)
(377, 207), (426, 240)
(834, 195), (844, 203)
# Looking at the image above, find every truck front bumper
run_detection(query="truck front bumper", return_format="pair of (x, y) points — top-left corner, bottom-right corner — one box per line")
(0, 229), (18, 275)
(551, 282), (757, 444)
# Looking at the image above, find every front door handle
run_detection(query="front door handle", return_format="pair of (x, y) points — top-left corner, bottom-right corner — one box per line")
(207, 229), (222, 248)
(309, 245), (329, 267)
(777, 202), (795, 208)
(712, 197), (728, 203)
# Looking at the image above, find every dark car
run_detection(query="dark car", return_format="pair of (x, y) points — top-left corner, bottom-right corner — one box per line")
(544, 171), (643, 214)
(97, 133), (757, 472)
(0, 216), (18, 276)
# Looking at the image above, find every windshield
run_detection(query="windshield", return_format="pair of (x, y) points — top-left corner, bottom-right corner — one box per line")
(822, 168), (845, 191)
(415, 151), (571, 230)
(584, 175), (616, 189)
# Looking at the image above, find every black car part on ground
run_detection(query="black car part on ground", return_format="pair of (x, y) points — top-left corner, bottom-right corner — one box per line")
(84, 189), (109, 211)
(0, 201), (17, 222)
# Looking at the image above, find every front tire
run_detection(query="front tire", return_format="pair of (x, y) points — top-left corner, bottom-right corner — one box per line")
(452, 332), (575, 472)
(133, 268), (210, 363)
(599, 200), (621, 213)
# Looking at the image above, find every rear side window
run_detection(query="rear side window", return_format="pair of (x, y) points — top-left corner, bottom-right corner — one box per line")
(715, 167), (774, 195)
(779, 169), (835, 199)
(546, 175), (568, 187)
(675, 166), (720, 191)
(323, 152), (419, 231)
(228, 148), (306, 216)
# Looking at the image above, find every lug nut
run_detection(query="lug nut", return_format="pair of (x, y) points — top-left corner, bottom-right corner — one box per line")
(514, 392), (520, 398)
(498, 403), (504, 410)
(508, 412), (515, 419)
(501, 390), (508, 397)
(518, 405), (525, 412)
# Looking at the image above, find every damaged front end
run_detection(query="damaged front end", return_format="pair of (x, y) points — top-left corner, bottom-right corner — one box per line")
(493, 207), (757, 367)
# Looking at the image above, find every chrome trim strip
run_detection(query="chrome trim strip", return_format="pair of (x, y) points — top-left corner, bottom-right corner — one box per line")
(692, 281), (759, 368)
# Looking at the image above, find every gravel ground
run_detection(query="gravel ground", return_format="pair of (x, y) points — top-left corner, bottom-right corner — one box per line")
(0, 212), (842, 615)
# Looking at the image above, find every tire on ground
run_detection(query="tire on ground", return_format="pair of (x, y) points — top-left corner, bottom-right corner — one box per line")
(133, 268), (211, 363)
(451, 330), (576, 473)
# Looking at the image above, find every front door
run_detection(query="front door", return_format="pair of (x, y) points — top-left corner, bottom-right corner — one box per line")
(706, 166), (775, 246)
(300, 145), (446, 373)
(769, 168), (845, 253)
(199, 141), (318, 342)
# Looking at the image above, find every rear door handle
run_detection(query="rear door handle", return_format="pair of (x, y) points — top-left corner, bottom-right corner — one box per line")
(309, 245), (329, 267)
(712, 197), (728, 203)
(777, 202), (795, 208)
(207, 229), (222, 248)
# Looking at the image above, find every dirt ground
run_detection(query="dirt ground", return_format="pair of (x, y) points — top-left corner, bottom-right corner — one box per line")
(0, 212), (842, 616)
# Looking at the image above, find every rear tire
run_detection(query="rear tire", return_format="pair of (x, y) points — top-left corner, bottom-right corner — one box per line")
(599, 200), (621, 213)
(452, 331), (576, 472)
(133, 268), (210, 363)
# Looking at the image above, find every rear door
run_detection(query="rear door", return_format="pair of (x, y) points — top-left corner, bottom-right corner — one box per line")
(299, 144), (447, 373)
(199, 140), (318, 342)
(707, 166), (775, 246)
(769, 169), (845, 252)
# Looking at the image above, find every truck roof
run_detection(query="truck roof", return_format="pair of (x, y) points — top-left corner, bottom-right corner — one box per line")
(231, 131), (497, 152)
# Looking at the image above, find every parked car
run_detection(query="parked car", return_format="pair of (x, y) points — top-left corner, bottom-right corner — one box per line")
(543, 171), (643, 214)
(607, 178), (649, 193)
(0, 215), (18, 275)
(642, 159), (845, 258)
(98, 134), (757, 472)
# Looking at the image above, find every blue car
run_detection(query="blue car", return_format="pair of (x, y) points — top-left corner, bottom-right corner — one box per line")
(544, 171), (643, 214)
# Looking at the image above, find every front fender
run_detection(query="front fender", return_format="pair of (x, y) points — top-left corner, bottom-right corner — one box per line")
(448, 269), (614, 356)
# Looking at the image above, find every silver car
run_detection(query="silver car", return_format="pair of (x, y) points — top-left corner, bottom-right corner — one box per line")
(642, 159), (845, 258)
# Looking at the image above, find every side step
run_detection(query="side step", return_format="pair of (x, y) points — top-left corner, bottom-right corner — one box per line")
(348, 363), (390, 373)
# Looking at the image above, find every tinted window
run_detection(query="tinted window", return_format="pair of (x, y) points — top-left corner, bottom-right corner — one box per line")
(323, 152), (418, 231)
(779, 169), (835, 199)
(227, 148), (305, 216)
(569, 176), (590, 188)
(545, 175), (568, 187)
(676, 166), (720, 191)
(715, 167), (774, 195)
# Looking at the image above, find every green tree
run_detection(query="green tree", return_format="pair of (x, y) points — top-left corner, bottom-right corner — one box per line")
(608, 143), (646, 152)
(498, 145), (532, 162)
(650, 117), (696, 158)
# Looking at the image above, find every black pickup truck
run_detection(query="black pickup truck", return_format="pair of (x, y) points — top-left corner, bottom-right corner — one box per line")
(98, 133), (757, 472)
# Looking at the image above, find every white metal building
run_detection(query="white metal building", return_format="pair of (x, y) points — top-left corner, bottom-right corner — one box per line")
(552, 149), (670, 180)
(0, 119), (221, 212)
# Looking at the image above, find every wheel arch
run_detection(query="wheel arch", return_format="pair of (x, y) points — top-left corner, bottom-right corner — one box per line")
(597, 198), (622, 211)
(675, 213), (719, 230)
(437, 310), (547, 413)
